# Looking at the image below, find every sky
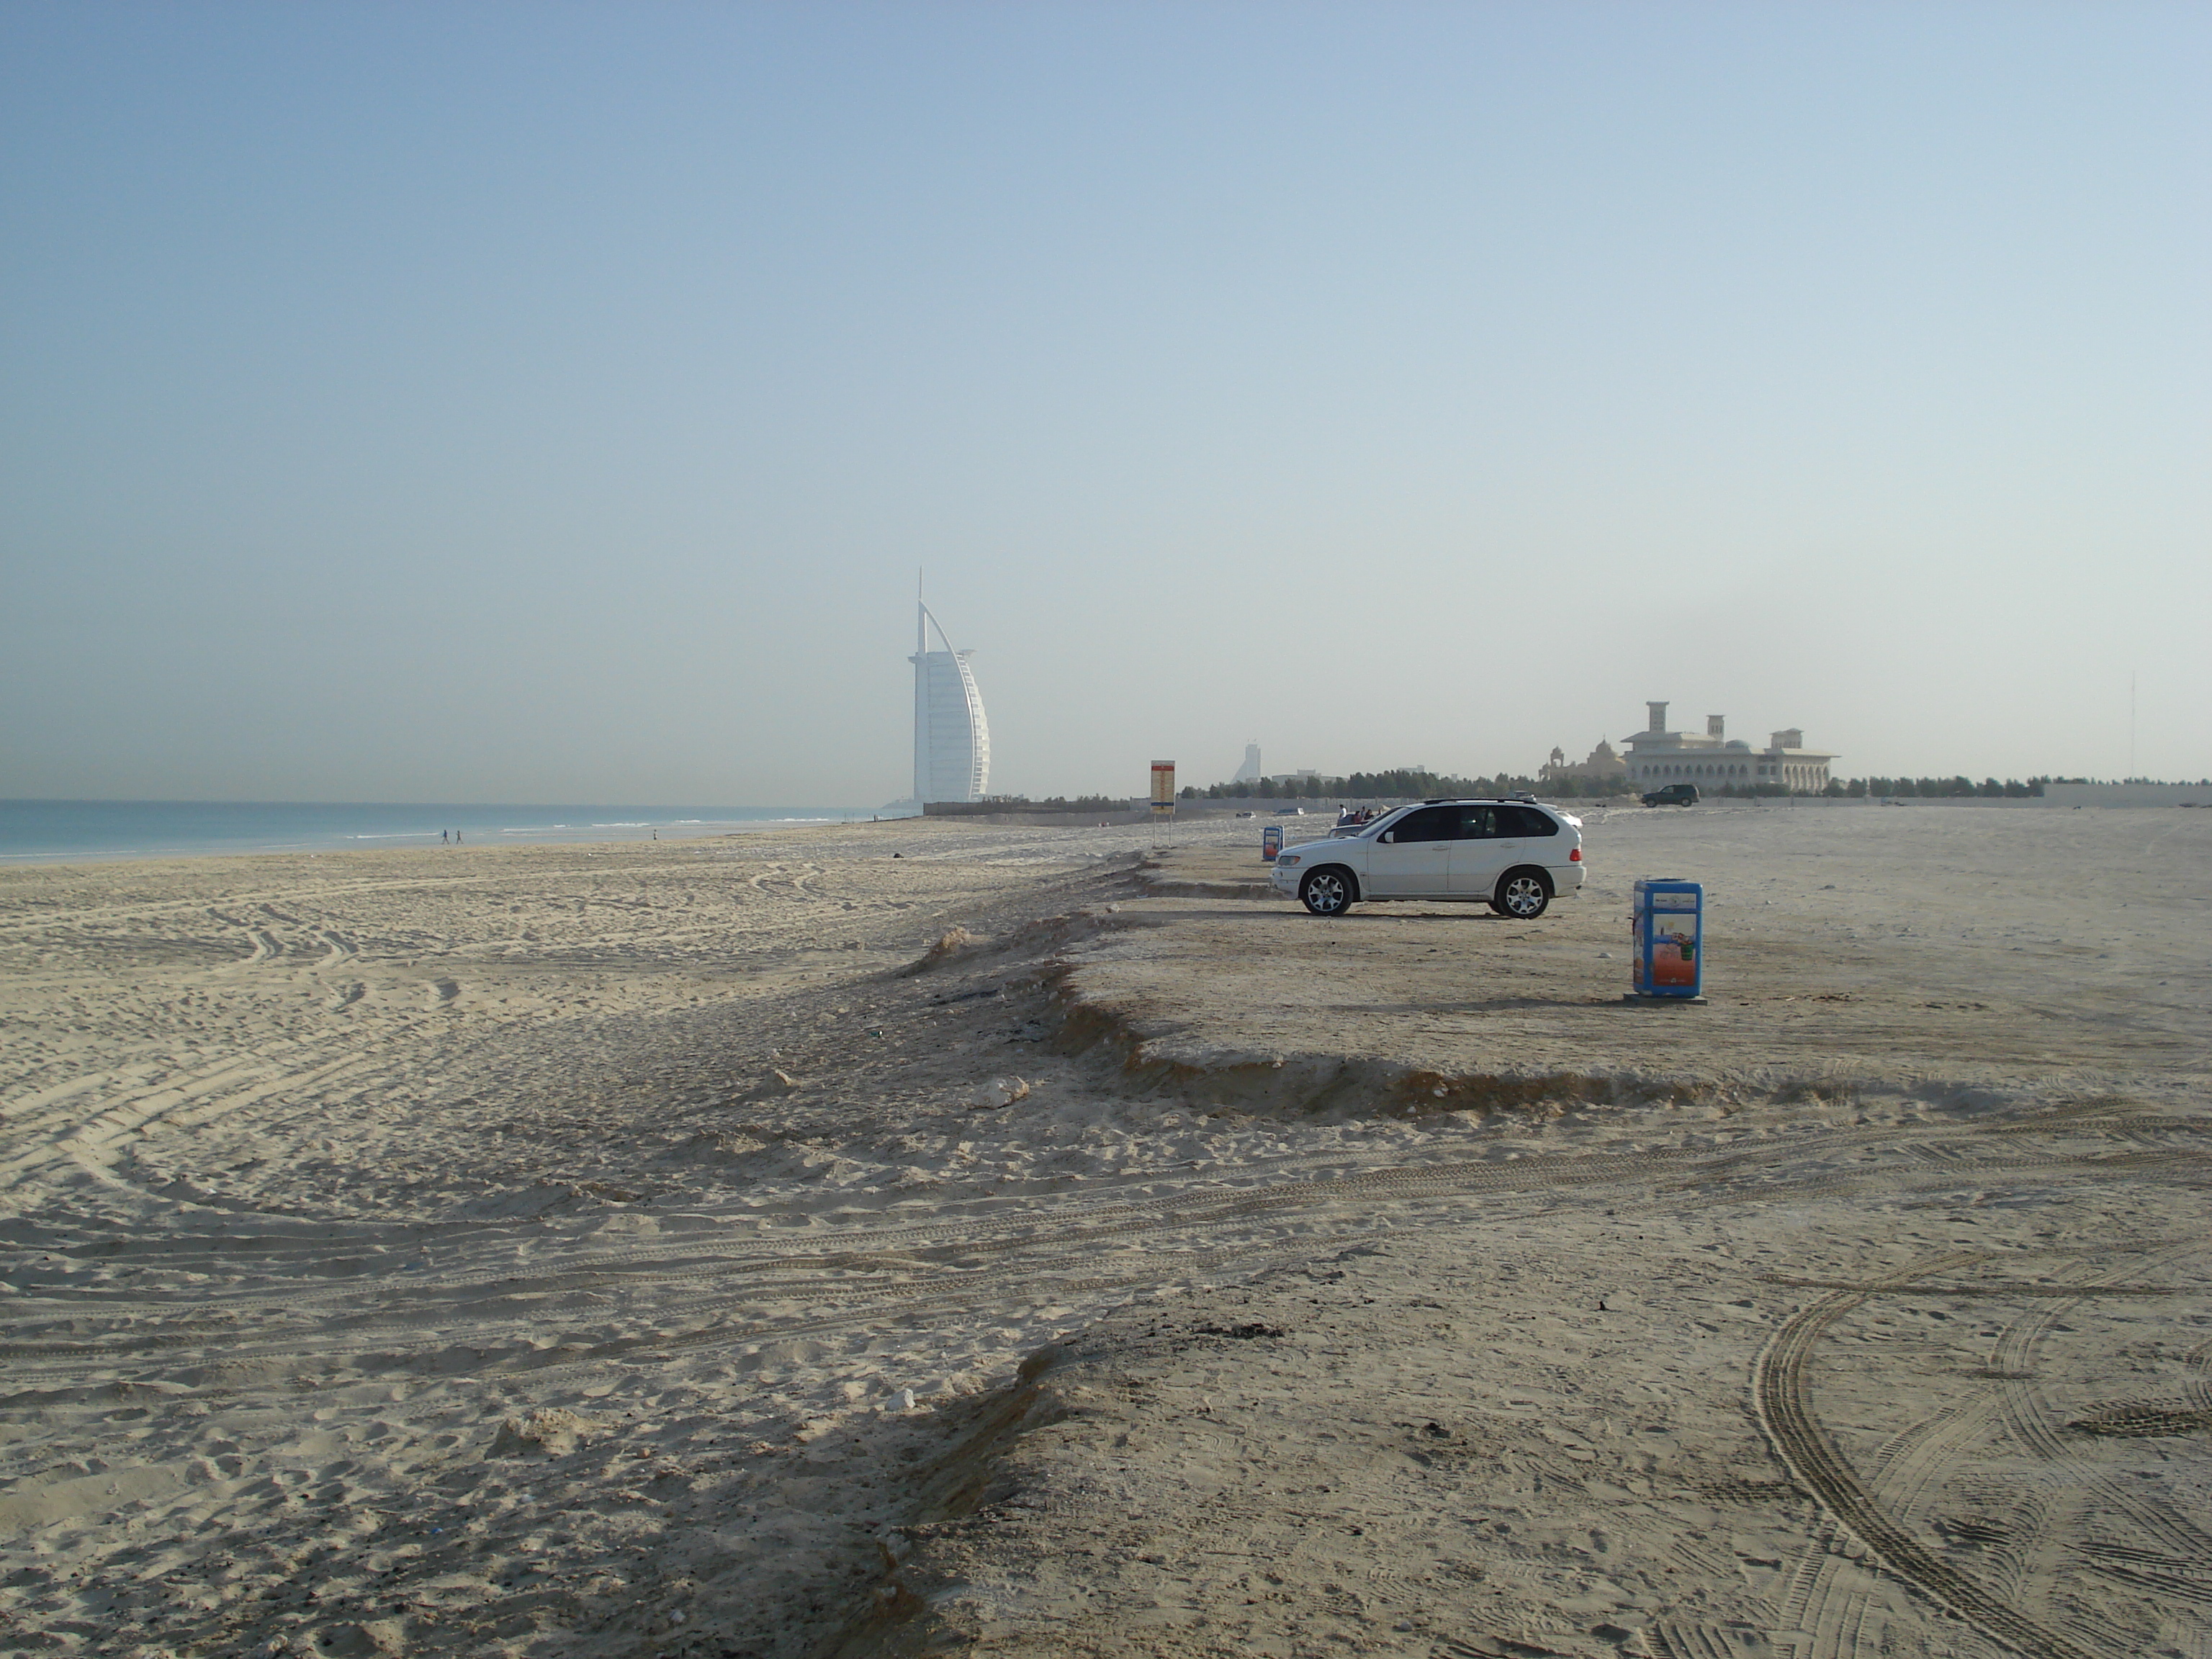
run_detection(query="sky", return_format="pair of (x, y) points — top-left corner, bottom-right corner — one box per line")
(3, 1), (2206, 804)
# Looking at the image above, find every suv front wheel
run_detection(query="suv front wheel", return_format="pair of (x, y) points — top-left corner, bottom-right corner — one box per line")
(1492, 868), (1552, 920)
(1299, 867), (1355, 917)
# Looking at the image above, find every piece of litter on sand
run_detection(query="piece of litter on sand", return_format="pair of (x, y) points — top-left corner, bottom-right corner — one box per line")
(967, 1076), (1031, 1110)
(890, 1387), (917, 1411)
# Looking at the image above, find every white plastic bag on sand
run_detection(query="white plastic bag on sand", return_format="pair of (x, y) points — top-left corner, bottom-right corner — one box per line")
(966, 1076), (1030, 1110)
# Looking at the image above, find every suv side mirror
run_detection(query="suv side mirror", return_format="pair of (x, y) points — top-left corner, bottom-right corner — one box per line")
(1380, 831), (1395, 843)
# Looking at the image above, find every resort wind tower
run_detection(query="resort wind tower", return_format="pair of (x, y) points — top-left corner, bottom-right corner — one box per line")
(911, 595), (990, 804)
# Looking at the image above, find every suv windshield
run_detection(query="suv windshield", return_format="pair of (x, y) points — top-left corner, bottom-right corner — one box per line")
(1358, 806), (1417, 837)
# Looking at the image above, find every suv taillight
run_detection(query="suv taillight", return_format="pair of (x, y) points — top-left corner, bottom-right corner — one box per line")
(1569, 847), (1582, 861)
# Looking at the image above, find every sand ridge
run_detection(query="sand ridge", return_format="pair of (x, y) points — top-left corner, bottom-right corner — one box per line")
(832, 804), (2212, 1659)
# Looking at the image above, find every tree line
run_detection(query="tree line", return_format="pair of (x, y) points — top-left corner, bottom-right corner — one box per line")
(1709, 776), (2054, 799)
(1845, 777), (2049, 798)
(1185, 769), (1620, 801)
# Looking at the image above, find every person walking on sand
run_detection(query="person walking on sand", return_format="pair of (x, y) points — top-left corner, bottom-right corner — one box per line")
(441, 830), (449, 845)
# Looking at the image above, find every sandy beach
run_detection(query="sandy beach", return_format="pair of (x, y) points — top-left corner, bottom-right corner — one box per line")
(1, 804), (2208, 1659)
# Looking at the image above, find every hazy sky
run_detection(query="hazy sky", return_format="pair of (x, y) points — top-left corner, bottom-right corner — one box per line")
(4, 3), (2206, 803)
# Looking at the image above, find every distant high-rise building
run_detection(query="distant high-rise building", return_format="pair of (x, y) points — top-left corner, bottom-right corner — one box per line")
(1232, 741), (1262, 785)
(912, 597), (989, 803)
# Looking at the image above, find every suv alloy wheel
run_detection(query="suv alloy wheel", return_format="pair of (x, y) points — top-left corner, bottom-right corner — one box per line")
(1493, 869), (1551, 920)
(1300, 868), (1354, 916)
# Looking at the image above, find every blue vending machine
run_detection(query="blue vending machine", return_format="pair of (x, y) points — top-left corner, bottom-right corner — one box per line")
(1631, 878), (1705, 1000)
(1262, 825), (1283, 862)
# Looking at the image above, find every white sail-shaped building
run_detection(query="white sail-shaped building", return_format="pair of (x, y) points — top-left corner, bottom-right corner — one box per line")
(912, 601), (989, 803)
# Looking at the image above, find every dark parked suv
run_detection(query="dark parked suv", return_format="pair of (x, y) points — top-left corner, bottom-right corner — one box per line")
(1641, 783), (1699, 808)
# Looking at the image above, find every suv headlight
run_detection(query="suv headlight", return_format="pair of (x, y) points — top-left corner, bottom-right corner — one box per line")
(1276, 854), (1300, 867)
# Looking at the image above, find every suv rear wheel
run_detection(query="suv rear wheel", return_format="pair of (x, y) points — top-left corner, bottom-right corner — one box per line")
(1493, 868), (1552, 920)
(1299, 867), (1355, 916)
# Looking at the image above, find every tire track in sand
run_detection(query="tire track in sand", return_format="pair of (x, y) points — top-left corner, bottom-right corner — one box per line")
(1755, 1251), (2100, 1659)
(0, 1135), (2069, 1349)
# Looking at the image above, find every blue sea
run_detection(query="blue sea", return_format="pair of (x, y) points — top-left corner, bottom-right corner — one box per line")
(0, 801), (888, 865)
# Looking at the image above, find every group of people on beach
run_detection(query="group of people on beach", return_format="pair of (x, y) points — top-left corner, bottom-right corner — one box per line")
(439, 830), (463, 845)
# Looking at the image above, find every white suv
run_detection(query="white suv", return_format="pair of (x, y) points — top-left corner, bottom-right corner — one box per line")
(1268, 799), (1586, 918)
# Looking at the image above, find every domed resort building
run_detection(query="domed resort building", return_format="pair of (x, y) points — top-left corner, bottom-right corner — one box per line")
(1620, 702), (1835, 792)
(911, 600), (990, 804)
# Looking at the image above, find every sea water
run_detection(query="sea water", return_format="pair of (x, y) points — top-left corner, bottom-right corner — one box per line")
(0, 801), (878, 865)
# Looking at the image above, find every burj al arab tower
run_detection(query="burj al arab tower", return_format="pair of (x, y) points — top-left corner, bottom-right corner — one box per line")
(911, 595), (989, 803)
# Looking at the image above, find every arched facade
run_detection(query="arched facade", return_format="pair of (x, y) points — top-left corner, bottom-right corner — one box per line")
(912, 602), (990, 803)
(1619, 704), (1835, 791)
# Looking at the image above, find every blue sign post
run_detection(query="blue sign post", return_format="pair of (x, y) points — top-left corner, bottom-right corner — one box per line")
(1631, 878), (1705, 1002)
(1262, 825), (1283, 861)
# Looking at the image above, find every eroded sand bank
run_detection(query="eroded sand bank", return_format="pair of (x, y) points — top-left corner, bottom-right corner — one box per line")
(1, 804), (2206, 1658)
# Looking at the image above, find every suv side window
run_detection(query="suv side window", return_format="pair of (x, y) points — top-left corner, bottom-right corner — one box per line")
(1390, 806), (1457, 843)
(1455, 806), (1498, 839)
(1503, 805), (1557, 837)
